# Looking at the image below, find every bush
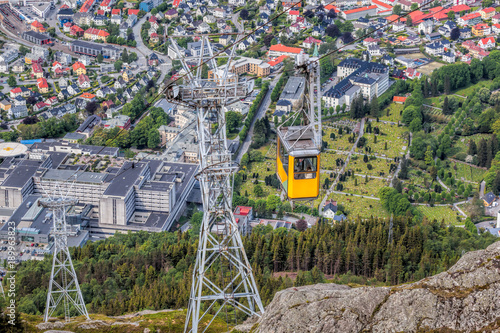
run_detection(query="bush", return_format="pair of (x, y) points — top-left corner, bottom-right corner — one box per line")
(454, 152), (467, 161)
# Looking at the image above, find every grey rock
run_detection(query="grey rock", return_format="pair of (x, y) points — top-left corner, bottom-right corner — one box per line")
(234, 241), (500, 333)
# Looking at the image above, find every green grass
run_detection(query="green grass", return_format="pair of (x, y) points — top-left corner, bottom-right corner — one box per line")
(340, 176), (389, 197)
(327, 192), (390, 219)
(378, 103), (403, 123)
(454, 80), (493, 98)
(349, 155), (393, 178)
(452, 134), (491, 156)
(321, 151), (346, 171)
(363, 122), (409, 158)
(417, 205), (464, 225)
(323, 127), (354, 151)
(445, 161), (487, 183)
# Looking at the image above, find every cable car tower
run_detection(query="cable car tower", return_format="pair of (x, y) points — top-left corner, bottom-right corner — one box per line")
(40, 180), (89, 323)
(166, 37), (264, 333)
(276, 52), (322, 201)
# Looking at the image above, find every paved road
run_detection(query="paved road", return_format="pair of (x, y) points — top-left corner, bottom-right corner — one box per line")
(235, 73), (282, 163)
(131, 14), (171, 67)
(436, 176), (450, 192)
(231, 13), (244, 33)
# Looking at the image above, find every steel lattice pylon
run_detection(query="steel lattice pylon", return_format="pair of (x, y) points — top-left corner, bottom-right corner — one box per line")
(40, 197), (89, 323)
(166, 37), (264, 333)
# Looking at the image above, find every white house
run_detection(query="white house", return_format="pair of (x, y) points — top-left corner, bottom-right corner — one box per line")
(442, 51), (456, 63)
(418, 19), (433, 35)
(478, 37), (496, 50)
(322, 200), (338, 219)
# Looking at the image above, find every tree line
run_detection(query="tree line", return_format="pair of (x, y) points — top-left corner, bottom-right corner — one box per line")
(6, 216), (496, 318)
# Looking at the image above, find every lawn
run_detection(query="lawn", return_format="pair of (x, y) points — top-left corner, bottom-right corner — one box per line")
(321, 151), (347, 171)
(417, 205), (465, 225)
(378, 103), (403, 123)
(323, 127), (354, 151)
(327, 192), (390, 219)
(452, 134), (491, 157)
(454, 80), (493, 98)
(445, 161), (487, 183)
(362, 122), (409, 158)
(340, 176), (388, 197)
(349, 154), (394, 178)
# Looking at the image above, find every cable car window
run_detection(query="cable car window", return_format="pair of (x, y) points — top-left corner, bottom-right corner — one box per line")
(294, 157), (317, 179)
(280, 140), (288, 175)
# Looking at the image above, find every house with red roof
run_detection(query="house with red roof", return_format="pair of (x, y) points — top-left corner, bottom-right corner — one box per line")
(150, 33), (160, 43)
(128, 9), (140, 16)
(70, 25), (84, 37)
(478, 37), (496, 50)
(99, 0), (112, 12)
(37, 78), (49, 94)
(72, 61), (87, 75)
(111, 8), (121, 15)
(288, 10), (300, 21)
(267, 55), (288, 68)
(84, 28), (110, 41)
(268, 44), (303, 58)
(81, 92), (96, 101)
(301, 36), (322, 49)
(493, 24), (500, 34)
(393, 96), (407, 104)
(472, 23), (491, 37)
(31, 20), (46, 33)
(404, 68), (422, 80)
(341, 5), (378, 20)
(363, 37), (378, 47)
(233, 206), (253, 235)
(458, 12), (481, 26)
(63, 22), (72, 32)
(78, 74), (91, 89)
(45, 96), (58, 105)
(79, 0), (95, 13)
(451, 4), (470, 12)
(172, 0), (182, 7)
(148, 16), (159, 30)
(34, 102), (47, 112)
(31, 63), (43, 79)
(480, 7), (495, 20)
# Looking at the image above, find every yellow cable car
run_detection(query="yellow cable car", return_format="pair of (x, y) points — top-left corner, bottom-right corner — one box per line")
(276, 53), (322, 201)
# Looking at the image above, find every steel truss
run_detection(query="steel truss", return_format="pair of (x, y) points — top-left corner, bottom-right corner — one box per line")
(167, 36), (264, 333)
(40, 197), (89, 323)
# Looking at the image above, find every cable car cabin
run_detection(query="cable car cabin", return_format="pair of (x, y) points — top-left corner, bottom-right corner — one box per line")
(276, 126), (320, 200)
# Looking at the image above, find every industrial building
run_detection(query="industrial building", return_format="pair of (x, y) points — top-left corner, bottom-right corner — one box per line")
(22, 31), (52, 45)
(70, 40), (121, 59)
(0, 141), (198, 243)
(279, 76), (306, 108)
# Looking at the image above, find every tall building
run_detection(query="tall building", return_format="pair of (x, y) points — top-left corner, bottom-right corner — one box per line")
(323, 58), (389, 109)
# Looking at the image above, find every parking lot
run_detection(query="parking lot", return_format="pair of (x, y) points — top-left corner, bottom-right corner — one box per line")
(0, 240), (50, 262)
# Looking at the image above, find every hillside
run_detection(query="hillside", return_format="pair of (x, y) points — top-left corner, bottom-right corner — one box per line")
(234, 240), (500, 333)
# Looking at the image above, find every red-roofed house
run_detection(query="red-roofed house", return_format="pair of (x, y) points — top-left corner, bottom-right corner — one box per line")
(268, 44), (303, 58)
(267, 55), (288, 68)
(31, 20), (46, 33)
(34, 102), (47, 112)
(84, 28), (110, 41)
(52, 61), (62, 71)
(301, 36), (322, 49)
(480, 7), (495, 20)
(72, 61), (87, 75)
(37, 78), (49, 94)
(233, 206), (253, 235)
(150, 32), (160, 43)
(31, 63), (43, 79)
(79, 0), (94, 13)
(128, 9), (140, 16)
(99, 0), (111, 12)
(478, 37), (496, 50)
(341, 5), (378, 20)
(458, 12), (481, 26)
(45, 96), (58, 105)
(363, 37), (378, 47)
(386, 14), (401, 22)
(451, 4), (470, 12)
(70, 25), (84, 37)
(111, 9), (121, 15)
(393, 96), (407, 104)
(472, 23), (491, 37)
(325, 4), (340, 12)
(148, 16), (159, 30)
(404, 67), (422, 80)
(80, 92), (96, 101)
(433, 10), (450, 21)
(63, 22), (72, 32)
(78, 74), (91, 89)
(173, 0), (182, 7)
(288, 10), (300, 21)
(493, 24), (500, 34)
(371, 0), (392, 11)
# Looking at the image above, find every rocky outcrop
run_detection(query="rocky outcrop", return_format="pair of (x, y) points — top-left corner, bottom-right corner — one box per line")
(235, 241), (500, 333)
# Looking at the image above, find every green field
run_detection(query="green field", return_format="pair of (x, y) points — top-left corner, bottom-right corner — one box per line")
(321, 151), (346, 171)
(363, 122), (409, 158)
(452, 134), (491, 157)
(378, 103), (403, 123)
(327, 192), (390, 219)
(445, 161), (487, 183)
(341, 176), (388, 197)
(323, 127), (355, 151)
(417, 205), (465, 225)
(349, 155), (393, 178)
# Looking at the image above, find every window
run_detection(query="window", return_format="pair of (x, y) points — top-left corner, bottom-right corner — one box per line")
(294, 156), (317, 179)
(279, 139), (288, 175)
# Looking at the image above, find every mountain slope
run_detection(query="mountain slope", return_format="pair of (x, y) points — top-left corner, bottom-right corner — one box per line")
(235, 241), (500, 333)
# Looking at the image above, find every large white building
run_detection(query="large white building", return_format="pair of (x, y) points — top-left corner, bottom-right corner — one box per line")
(323, 58), (389, 109)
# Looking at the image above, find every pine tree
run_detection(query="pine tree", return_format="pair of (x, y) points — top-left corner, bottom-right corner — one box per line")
(467, 139), (477, 156)
(493, 172), (500, 195)
(444, 75), (451, 95)
(423, 79), (429, 97)
(442, 96), (450, 115)
(424, 145), (433, 165)
(477, 138), (488, 167)
(489, 135), (499, 158)
(431, 78), (438, 97)
(370, 95), (379, 117)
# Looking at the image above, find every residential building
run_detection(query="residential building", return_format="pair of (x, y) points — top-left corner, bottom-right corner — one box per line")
(103, 114), (131, 129)
(279, 76), (306, 108)
(70, 25), (85, 37)
(84, 28), (110, 41)
(479, 7), (495, 20)
(70, 40), (121, 59)
(478, 37), (496, 50)
(483, 192), (497, 207)
(78, 74), (91, 89)
(404, 67), (422, 80)
(72, 61), (87, 75)
(341, 5), (377, 20)
(322, 200), (338, 219)
(0, 49), (19, 64)
(31, 63), (44, 79)
(228, 57), (271, 77)
(442, 51), (456, 63)
(268, 44), (303, 58)
(8, 105), (28, 118)
(37, 78), (49, 94)
(418, 19), (433, 35)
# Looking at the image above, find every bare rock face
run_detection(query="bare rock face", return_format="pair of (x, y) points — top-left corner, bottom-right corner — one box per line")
(235, 241), (500, 333)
